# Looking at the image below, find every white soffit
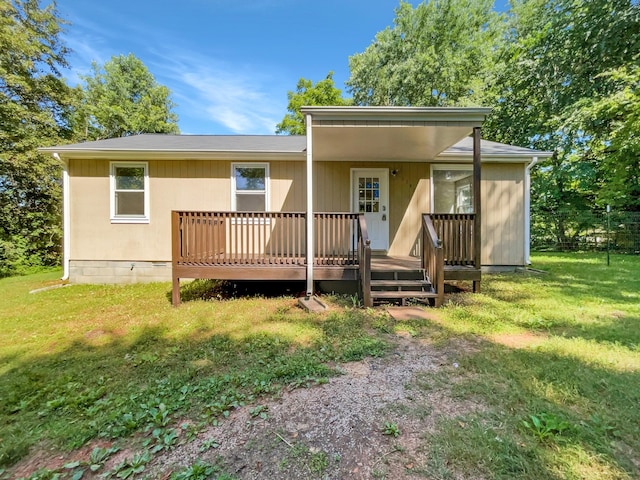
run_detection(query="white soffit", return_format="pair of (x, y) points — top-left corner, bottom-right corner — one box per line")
(311, 125), (473, 161)
(304, 106), (491, 162)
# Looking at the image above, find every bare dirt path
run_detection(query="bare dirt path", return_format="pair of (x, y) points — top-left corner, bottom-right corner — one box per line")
(9, 331), (484, 479)
(147, 334), (482, 479)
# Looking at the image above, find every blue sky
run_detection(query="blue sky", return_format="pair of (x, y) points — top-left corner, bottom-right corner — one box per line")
(57, 0), (509, 135)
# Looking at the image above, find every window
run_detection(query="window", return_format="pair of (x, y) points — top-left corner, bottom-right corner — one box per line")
(431, 166), (473, 214)
(231, 163), (268, 211)
(110, 162), (149, 223)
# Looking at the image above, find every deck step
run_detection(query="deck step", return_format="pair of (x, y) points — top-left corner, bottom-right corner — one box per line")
(370, 279), (431, 288)
(371, 269), (424, 281)
(368, 267), (437, 305)
(370, 290), (438, 299)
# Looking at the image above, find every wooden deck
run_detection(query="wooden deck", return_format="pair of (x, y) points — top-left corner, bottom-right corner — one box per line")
(171, 211), (481, 306)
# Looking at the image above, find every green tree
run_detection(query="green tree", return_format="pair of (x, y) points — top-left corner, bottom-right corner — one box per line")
(571, 65), (640, 211)
(484, 0), (639, 246)
(346, 0), (501, 107)
(276, 72), (350, 135)
(76, 53), (179, 140)
(0, 0), (76, 276)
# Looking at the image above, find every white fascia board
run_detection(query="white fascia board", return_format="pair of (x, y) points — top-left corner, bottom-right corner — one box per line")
(301, 106), (492, 123)
(436, 152), (553, 163)
(45, 150), (305, 161)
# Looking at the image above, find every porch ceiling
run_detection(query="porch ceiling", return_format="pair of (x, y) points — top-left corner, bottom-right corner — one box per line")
(311, 125), (473, 162)
(303, 106), (491, 162)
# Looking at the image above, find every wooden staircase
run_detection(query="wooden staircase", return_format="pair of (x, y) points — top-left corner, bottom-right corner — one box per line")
(369, 268), (438, 305)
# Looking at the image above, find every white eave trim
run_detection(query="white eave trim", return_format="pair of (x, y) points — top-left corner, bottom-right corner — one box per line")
(301, 106), (492, 123)
(39, 150), (306, 161)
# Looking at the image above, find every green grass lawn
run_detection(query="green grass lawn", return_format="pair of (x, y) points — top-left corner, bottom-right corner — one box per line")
(0, 273), (386, 474)
(403, 252), (640, 479)
(0, 252), (638, 479)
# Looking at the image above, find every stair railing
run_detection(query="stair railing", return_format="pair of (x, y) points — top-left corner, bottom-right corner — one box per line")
(357, 214), (372, 307)
(422, 214), (445, 307)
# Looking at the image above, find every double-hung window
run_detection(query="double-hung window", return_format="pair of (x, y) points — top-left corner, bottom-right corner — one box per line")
(431, 165), (473, 214)
(231, 163), (269, 212)
(110, 162), (149, 223)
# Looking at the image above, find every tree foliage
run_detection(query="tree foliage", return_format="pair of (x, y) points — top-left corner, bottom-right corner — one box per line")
(570, 65), (640, 211)
(276, 72), (350, 135)
(0, 0), (76, 276)
(484, 0), (640, 218)
(346, 0), (501, 107)
(76, 53), (179, 140)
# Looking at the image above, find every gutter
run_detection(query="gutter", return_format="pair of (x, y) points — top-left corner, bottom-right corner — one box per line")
(524, 156), (539, 264)
(54, 153), (70, 280)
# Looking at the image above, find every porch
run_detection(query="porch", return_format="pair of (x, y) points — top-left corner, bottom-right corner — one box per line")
(171, 211), (480, 307)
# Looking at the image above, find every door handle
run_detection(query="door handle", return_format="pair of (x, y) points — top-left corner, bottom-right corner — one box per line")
(382, 214), (387, 221)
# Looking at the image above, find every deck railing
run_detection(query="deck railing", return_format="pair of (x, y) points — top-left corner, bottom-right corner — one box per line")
(429, 213), (476, 266)
(357, 214), (372, 307)
(421, 214), (445, 307)
(172, 211), (360, 266)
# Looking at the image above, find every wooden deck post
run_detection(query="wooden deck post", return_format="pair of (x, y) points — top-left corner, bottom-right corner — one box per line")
(171, 211), (181, 306)
(473, 126), (482, 293)
(305, 113), (315, 297)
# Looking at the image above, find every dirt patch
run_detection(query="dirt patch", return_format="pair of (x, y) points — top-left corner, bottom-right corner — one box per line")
(8, 335), (484, 479)
(146, 336), (484, 479)
(489, 332), (548, 349)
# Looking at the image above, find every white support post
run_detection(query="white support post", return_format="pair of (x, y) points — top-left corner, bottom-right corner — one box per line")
(55, 153), (70, 280)
(524, 156), (539, 264)
(305, 114), (314, 296)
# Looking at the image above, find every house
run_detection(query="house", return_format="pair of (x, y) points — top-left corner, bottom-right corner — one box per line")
(41, 107), (552, 307)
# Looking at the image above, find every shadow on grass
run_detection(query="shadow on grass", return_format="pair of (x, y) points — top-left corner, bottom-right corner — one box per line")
(530, 253), (640, 305)
(0, 306), (385, 469)
(410, 318), (640, 479)
(166, 280), (307, 304)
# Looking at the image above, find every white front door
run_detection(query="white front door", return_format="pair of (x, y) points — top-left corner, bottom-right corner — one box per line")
(352, 169), (389, 251)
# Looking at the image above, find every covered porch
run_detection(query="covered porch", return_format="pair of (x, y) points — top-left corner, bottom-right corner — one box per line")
(171, 211), (480, 306)
(171, 106), (489, 307)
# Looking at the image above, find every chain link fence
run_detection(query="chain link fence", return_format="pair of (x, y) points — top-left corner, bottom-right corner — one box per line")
(531, 210), (640, 254)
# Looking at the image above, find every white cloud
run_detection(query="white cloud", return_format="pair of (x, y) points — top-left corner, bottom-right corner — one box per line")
(155, 54), (285, 134)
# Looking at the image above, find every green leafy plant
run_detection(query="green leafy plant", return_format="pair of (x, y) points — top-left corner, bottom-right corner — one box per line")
(146, 427), (179, 453)
(89, 446), (119, 472)
(111, 451), (151, 479)
(170, 460), (217, 480)
(249, 405), (268, 420)
(309, 451), (329, 474)
(522, 413), (571, 441)
(381, 422), (401, 437)
(199, 437), (220, 452)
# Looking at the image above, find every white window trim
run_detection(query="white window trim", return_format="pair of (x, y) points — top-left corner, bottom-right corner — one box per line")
(231, 163), (270, 222)
(430, 164), (474, 214)
(110, 161), (150, 224)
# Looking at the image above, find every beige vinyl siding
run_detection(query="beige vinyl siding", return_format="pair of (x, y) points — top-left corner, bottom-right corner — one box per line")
(314, 161), (429, 256)
(481, 163), (525, 265)
(68, 157), (526, 267)
(68, 159), (305, 262)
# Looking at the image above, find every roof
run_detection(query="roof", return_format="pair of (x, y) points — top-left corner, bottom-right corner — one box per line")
(437, 136), (553, 159)
(42, 134), (307, 153)
(40, 133), (552, 161)
(300, 105), (492, 123)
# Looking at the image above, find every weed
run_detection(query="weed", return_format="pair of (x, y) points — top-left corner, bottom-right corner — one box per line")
(111, 450), (151, 479)
(170, 460), (228, 480)
(521, 412), (571, 441)
(88, 445), (119, 472)
(381, 422), (401, 437)
(309, 450), (329, 473)
(199, 437), (220, 452)
(249, 404), (268, 420)
(146, 427), (179, 453)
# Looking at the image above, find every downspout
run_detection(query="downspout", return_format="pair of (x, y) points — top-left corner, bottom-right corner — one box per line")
(524, 156), (539, 265)
(305, 114), (314, 296)
(54, 153), (70, 280)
